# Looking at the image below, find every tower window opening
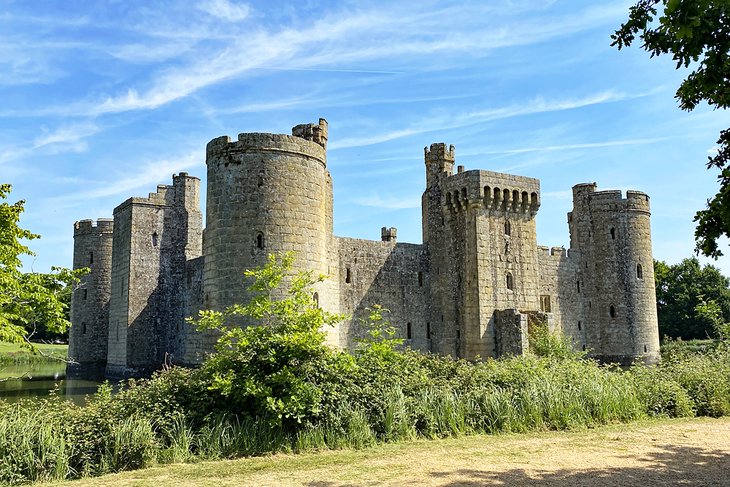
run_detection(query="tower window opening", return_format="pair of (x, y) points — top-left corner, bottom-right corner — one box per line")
(89, 252), (93, 265)
(582, 344), (586, 351)
(257, 176), (264, 187)
(345, 267), (351, 284)
(406, 322), (412, 339)
(610, 227), (616, 240)
(256, 232), (264, 249)
(578, 321), (582, 331)
(609, 305), (616, 318)
(426, 322), (431, 340)
(82, 322), (87, 335)
(152, 232), (158, 247)
(506, 272), (514, 291)
(456, 330), (460, 340)
(83, 289), (88, 301)
(540, 295), (551, 313)
(644, 344), (648, 353)
(576, 281), (581, 293)
(418, 272), (423, 287)
(504, 220), (511, 236)
(637, 263), (643, 279)
(313, 292), (319, 308)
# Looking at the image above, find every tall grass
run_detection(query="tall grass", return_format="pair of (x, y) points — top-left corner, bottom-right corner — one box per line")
(0, 343), (729, 485)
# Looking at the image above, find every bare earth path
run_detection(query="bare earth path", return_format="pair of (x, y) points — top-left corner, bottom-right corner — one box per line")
(50, 417), (730, 487)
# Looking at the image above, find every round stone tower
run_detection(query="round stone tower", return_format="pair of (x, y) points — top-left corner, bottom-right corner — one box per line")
(202, 119), (332, 320)
(569, 185), (660, 364)
(68, 218), (114, 372)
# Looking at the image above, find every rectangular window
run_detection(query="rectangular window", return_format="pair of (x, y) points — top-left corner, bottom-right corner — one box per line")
(539, 295), (552, 313)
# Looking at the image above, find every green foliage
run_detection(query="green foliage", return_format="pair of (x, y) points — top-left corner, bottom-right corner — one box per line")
(528, 322), (584, 359)
(4, 255), (730, 485)
(191, 252), (347, 428)
(654, 258), (730, 339)
(612, 1), (730, 257)
(0, 184), (86, 346)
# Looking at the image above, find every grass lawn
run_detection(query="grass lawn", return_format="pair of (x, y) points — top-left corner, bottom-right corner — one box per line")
(42, 417), (730, 487)
(0, 341), (68, 364)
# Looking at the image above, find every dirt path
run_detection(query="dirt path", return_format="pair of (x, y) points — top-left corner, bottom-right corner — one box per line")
(52, 417), (730, 487)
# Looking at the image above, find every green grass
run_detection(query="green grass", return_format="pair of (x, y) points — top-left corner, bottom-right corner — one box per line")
(38, 417), (730, 487)
(0, 341), (68, 365)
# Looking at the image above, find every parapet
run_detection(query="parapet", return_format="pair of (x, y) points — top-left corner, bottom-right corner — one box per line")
(74, 218), (114, 236)
(582, 189), (651, 213)
(425, 143), (455, 164)
(443, 169), (540, 215)
(292, 118), (328, 149)
(381, 227), (397, 242)
(205, 128), (327, 167)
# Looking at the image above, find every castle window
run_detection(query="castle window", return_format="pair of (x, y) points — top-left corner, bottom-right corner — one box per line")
(609, 305), (616, 319)
(644, 344), (648, 353)
(313, 292), (319, 308)
(504, 220), (511, 236)
(456, 330), (460, 340)
(418, 272), (423, 287)
(578, 321), (582, 331)
(83, 289), (88, 301)
(506, 272), (514, 291)
(89, 252), (93, 265)
(256, 232), (264, 249)
(406, 322), (412, 339)
(82, 322), (87, 335)
(637, 263), (643, 279)
(540, 295), (551, 313)
(345, 267), (351, 284)
(257, 176), (264, 188)
(582, 344), (586, 351)
(426, 322), (431, 340)
(610, 227), (616, 240)
(576, 281), (581, 293)
(152, 232), (158, 247)
(446, 193), (452, 205)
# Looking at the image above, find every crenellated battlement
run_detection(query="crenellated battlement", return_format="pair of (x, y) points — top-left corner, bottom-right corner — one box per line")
(425, 143), (455, 164)
(580, 189), (651, 213)
(74, 218), (114, 236)
(381, 226), (397, 242)
(206, 130), (327, 167)
(442, 170), (540, 215)
(292, 118), (328, 149)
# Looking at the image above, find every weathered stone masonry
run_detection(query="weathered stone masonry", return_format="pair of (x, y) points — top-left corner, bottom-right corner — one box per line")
(69, 119), (660, 378)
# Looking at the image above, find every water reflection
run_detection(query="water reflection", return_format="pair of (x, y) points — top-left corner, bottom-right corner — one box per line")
(0, 363), (106, 405)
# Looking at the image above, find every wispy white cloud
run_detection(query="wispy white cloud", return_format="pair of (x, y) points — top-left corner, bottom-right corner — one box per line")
(0, 122), (99, 165)
(53, 150), (204, 203)
(330, 90), (642, 150)
(352, 194), (421, 210)
(478, 136), (672, 157)
(42, 2), (627, 117)
(197, 0), (251, 21)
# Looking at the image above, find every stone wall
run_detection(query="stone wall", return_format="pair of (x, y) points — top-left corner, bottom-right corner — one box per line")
(334, 236), (430, 351)
(106, 174), (202, 377)
(68, 218), (114, 370)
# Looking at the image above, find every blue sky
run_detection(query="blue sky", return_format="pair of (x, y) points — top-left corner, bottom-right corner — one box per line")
(2, 0), (729, 275)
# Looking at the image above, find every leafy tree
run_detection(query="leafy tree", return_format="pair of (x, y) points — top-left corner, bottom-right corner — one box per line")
(0, 184), (83, 346)
(191, 252), (349, 427)
(654, 257), (730, 339)
(612, 1), (730, 257)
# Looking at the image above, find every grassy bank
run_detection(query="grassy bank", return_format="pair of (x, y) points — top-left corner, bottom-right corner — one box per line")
(40, 417), (730, 487)
(0, 342), (68, 365)
(1, 340), (729, 485)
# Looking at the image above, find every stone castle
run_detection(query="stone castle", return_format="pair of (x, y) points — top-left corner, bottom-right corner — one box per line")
(68, 119), (660, 378)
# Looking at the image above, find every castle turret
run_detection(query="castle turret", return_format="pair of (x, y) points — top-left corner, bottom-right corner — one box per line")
(569, 184), (660, 364)
(106, 173), (203, 377)
(68, 218), (114, 373)
(197, 119), (334, 358)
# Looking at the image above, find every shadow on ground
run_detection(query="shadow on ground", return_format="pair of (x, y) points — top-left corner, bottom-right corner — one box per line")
(428, 443), (728, 486)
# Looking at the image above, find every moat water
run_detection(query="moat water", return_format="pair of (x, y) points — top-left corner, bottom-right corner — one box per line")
(0, 363), (106, 405)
